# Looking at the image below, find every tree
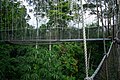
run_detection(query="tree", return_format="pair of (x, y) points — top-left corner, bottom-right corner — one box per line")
(0, 0), (29, 40)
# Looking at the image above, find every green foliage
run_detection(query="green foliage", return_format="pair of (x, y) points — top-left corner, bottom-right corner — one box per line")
(47, 1), (73, 28)
(0, 0), (112, 80)
(0, 43), (75, 79)
(0, 0), (29, 40)
(0, 41), (111, 80)
(0, 0), (27, 29)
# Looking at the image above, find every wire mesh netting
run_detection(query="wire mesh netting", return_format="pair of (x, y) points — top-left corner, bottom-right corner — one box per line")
(89, 42), (119, 80)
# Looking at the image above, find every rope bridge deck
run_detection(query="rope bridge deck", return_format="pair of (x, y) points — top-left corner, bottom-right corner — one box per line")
(5, 38), (110, 42)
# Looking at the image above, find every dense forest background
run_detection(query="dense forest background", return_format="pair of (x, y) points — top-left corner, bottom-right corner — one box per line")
(0, 0), (111, 80)
(0, 41), (111, 80)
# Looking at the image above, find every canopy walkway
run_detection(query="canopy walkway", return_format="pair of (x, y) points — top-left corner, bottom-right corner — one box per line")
(0, 0), (120, 80)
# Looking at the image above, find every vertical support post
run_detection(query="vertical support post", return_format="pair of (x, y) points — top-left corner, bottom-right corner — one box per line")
(49, 29), (51, 51)
(36, 0), (39, 58)
(35, 17), (39, 59)
(35, 42), (38, 59)
(49, 43), (51, 51)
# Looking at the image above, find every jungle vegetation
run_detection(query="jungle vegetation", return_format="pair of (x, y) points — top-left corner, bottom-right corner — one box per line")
(0, 0), (111, 80)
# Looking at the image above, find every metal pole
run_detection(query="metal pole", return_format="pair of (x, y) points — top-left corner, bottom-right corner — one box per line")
(49, 29), (51, 51)
(35, 17), (39, 59)
(35, 1), (39, 58)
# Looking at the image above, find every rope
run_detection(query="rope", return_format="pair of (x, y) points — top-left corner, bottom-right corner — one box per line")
(80, 0), (89, 79)
(90, 42), (114, 79)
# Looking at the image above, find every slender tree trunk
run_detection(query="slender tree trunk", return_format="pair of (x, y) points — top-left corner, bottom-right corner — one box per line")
(116, 0), (120, 79)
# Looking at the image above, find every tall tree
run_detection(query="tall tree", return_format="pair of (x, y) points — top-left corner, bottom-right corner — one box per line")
(0, 0), (28, 40)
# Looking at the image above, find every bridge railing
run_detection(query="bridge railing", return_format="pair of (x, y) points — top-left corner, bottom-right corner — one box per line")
(0, 27), (107, 40)
(89, 42), (119, 80)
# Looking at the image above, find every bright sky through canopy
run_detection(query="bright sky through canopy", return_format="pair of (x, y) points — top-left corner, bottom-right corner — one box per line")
(20, 0), (97, 28)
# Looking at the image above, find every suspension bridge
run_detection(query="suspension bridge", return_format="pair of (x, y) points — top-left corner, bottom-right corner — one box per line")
(0, 0), (120, 80)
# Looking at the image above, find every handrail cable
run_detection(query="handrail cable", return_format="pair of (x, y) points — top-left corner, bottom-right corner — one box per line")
(90, 42), (114, 79)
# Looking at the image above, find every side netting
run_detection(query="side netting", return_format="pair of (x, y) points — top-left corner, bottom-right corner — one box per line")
(88, 42), (119, 80)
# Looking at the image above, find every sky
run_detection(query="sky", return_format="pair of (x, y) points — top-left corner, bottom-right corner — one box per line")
(20, 0), (98, 28)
